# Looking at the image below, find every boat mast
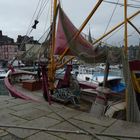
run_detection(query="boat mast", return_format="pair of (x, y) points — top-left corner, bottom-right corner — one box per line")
(51, 0), (57, 64)
(124, 0), (128, 55)
(124, 0), (128, 120)
(49, 0), (58, 91)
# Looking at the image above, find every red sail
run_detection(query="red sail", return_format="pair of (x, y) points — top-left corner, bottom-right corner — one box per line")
(54, 9), (73, 55)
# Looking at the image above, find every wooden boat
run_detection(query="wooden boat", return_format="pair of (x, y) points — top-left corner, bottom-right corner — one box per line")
(4, 0), (140, 121)
(4, 70), (43, 101)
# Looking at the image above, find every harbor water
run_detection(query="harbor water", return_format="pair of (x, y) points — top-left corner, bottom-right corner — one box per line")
(0, 80), (9, 95)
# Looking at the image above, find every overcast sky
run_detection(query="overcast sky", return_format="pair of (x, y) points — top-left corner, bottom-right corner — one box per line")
(0, 0), (139, 46)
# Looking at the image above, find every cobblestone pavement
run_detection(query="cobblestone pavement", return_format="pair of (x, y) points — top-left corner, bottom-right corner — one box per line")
(0, 96), (140, 140)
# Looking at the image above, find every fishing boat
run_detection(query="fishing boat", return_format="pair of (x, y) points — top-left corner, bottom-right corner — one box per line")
(76, 64), (125, 91)
(4, 0), (140, 121)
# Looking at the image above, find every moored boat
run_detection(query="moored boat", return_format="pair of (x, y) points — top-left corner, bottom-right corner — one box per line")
(4, 0), (140, 122)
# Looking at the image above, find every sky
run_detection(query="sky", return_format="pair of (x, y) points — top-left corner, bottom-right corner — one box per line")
(0, 0), (139, 46)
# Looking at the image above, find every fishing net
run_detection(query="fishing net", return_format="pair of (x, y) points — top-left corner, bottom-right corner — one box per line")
(122, 50), (140, 122)
(18, 45), (41, 61)
(55, 7), (121, 65)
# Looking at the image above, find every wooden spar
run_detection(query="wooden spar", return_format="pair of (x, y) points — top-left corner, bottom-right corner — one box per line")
(58, 0), (104, 63)
(128, 20), (140, 35)
(124, 0), (128, 120)
(51, 0), (57, 62)
(57, 56), (75, 69)
(92, 10), (140, 46)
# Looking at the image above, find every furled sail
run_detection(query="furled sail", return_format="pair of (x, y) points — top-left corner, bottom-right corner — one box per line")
(55, 7), (108, 63)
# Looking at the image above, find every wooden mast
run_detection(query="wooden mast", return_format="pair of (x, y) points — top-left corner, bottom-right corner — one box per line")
(48, 0), (58, 91)
(41, 0), (58, 102)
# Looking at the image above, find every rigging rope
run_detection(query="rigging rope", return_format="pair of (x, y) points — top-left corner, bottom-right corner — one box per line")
(35, 0), (46, 20)
(43, 2), (51, 31)
(14, 0), (51, 63)
(130, 0), (140, 3)
(36, 0), (50, 20)
(104, 0), (140, 9)
(104, 26), (123, 42)
(20, 26), (51, 61)
(101, 0), (119, 54)
(104, 26), (140, 43)
(26, 0), (42, 36)
(103, 0), (119, 35)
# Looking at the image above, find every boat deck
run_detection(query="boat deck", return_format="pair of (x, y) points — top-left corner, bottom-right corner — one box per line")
(14, 82), (93, 112)
(0, 96), (140, 140)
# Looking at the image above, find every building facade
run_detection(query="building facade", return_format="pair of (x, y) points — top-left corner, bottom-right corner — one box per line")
(0, 31), (40, 64)
(0, 30), (17, 62)
(0, 44), (18, 61)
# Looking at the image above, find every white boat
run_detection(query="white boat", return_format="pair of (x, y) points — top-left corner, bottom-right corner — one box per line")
(76, 65), (125, 93)
(0, 68), (7, 79)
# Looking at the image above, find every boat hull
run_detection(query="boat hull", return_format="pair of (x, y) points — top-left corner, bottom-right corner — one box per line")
(0, 76), (5, 79)
(4, 71), (39, 101)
